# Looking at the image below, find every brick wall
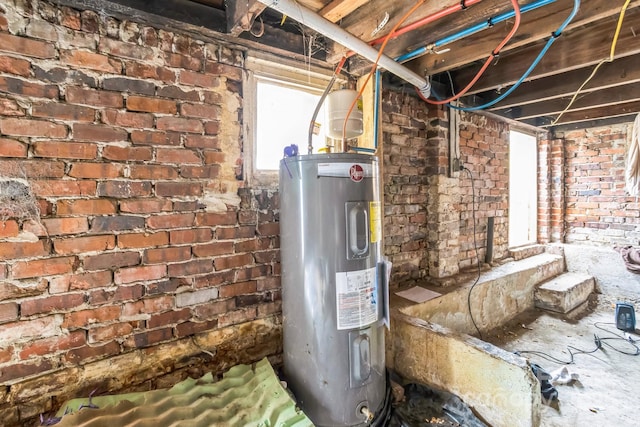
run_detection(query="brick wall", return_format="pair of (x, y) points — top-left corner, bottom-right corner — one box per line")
(561, 124), (639, 245)
(0, 1), (280, 424)
(457, 112), (510, 269)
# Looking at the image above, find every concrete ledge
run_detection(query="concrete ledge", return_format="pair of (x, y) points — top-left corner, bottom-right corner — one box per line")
(535, 272), (595, 313)
(402, 253), (565, 335)
(510, 244), (545, 261)
(392, 312), (541, 427)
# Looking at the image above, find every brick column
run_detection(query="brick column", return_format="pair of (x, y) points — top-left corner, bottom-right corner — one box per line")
(538, 137), (565, 243)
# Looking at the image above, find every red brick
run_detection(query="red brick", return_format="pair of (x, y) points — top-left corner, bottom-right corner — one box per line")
(204, 151), (225, 164)
(257, 277), (280, 292)
(192, 241), (233, 258)
(0, 302), (19, 323)
(102, 145), (152, 161)
(124, 61), (176, 82)
(183, 135), (219, 149)
(254, 249), (279, 263)
(214, 253), (254, 271)
(148, 308), (191, 328)
(195, 211), (237, 226)
(69, 162), (123, 179)
(61, 7), (81, 30)
(157, 86), (199, 101)
(0, 33), (56, 58)
(0, 55), (31, 76)
(102, 110), (154, 128)
(122, 295), (174, 317)
(102, 77), (155, 95)
(83, 251), (140, 271)
(202, 91), (222, 105)
(144, 247), (191, 264)
(235, 265), (271, 281)
(60, 49), (120, 73)
(235, 238), (270, 253)
(129, 164), (178, 179)
(117, 232), (169, 249)
(156, 148), (202, 164)
(63, 305), (121, 328)
(179, 71), (218, 87)
(73, 123), (128, 142)
(64, 341), (120, 364)
(126, 96), (176, 114)
(125, 327), (172, 349)
(0, 15), (8, 32)
(32, 102), (96, 122)
(89, 284), (144, 305)
(130, 130), (180, 146)
(146, 213), (195, 229)
(57, 199), (117, 215)
(175, 319), (218, 337)
(205, 62), (243, 80)
(0, 360), (53, 383)
(204, 121), (220, 135)
(0, 346), (13, 364)
(258, 222), (279, 236)
(219, 281), (257, 298)
(21, 293), (84, 316)
(32, 141), (97, 159)
(63, 270), (113, 291)
(216, 226), (255, 240)
(11, 256), (76, 279)
(180, 103), (220, 120)
(179, 165), (220, 179)
(31, 180), (96, 197)
(66, 87), (123, 108)
(167, 259), (213, 277)
(41, 217), (89, 235)
(218, 307), (256, 328)
(0, 220), (19, 238)
(54, 235), (115, 255)
(88, 322), (134, 343)
(19, 330), (86, 359)
(170, 228), (212, 245)
(115, 264), (167, 285)
(165, 52), (201, 71)
(99, 38), (154, 61)
(156, 117), (203, 133)
(155, 182), (202, 197)
(193, 298), (235, 319)
(0, 118), (67, 138)
(0, 240), (48, 259)
(91, 215), (145, 232)
(0, 98), (24, 116)
(120, 199), (172, 214)
(97, 180), (152, 198)
(0, 76), (58, 98)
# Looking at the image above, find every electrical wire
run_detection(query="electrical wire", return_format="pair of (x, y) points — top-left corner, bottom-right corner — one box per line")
(418, 0), (522, 105)
(462, 167), (483, 339)
(551, 0), (631, 125)
(341, 0), (427, 144)
(449, 0), (580, 112)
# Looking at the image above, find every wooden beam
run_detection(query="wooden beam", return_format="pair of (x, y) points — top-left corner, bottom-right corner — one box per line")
(447, 5), (640, 95)
(527, 100), (640, 127)
(551, 114), (636, 134)
(320, 0), (370, 23)
(496, 81), (640, 120)
(226, 0), (267, 37)
(484, 54), (640, 110)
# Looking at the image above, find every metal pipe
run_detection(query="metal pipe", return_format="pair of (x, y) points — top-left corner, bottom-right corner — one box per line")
(485, 216), (494, 264)
(307, 74), (337, 154)
(373, 69), (381, 149)
(396, 0), (557, 63)
(258, 0), (430, 97)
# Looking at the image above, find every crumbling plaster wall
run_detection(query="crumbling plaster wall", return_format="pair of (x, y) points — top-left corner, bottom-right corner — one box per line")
(0, 1), (281, 424)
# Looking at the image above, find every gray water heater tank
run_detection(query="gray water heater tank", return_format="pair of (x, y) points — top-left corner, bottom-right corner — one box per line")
(279, 153), (387, 426)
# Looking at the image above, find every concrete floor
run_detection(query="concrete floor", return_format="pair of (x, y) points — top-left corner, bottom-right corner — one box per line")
(485, 245), (640, 427)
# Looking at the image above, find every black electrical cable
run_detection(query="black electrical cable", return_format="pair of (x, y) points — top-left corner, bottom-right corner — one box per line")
(594, 322), (640, 356)
(462, 167), (483, 339)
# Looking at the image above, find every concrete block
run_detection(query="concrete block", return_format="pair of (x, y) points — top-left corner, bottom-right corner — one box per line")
(510, 244), (545, 260)
(535, 272), (595, 313)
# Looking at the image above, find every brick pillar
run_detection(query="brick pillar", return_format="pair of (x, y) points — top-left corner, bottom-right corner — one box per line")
(538, 137), (565, 243)
(425, 106), (460, 278)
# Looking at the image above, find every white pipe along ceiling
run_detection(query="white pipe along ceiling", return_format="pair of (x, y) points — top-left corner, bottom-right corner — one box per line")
(257, 0), (432, 98)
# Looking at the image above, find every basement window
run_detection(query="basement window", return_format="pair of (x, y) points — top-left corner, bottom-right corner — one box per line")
(245, 55), (342, 186)
(254, 78), (327, 170)
(509, 130), (538, 247)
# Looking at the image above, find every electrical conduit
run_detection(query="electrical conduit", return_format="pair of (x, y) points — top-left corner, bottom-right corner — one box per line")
(450, 0), (580, 112)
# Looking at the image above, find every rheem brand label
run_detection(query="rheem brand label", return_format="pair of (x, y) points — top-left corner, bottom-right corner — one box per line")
(349, 164), (364, 182)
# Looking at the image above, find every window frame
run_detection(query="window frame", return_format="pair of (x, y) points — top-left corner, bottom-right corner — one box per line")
(244, 54), (344, 188)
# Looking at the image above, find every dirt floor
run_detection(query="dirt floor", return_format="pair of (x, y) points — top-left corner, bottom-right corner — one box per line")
(484, 269), (640, 427)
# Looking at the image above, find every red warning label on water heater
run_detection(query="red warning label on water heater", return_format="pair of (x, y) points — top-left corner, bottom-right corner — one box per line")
(349, 164), (364, 182)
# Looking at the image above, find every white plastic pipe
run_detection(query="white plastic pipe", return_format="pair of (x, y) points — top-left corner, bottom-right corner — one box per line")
(258, 0), (431, 97)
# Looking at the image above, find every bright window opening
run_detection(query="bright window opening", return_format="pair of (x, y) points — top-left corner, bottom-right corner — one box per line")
(255, 78), (327, 171)
(509, 130), (538, 247)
